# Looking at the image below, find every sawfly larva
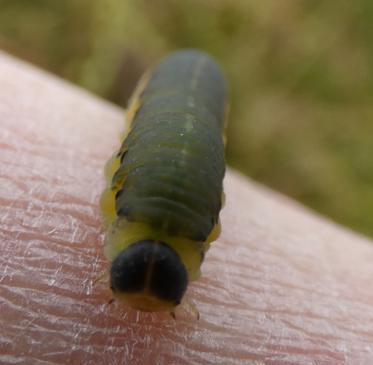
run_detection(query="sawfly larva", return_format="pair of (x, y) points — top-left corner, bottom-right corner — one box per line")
(101, 49), (227, 313)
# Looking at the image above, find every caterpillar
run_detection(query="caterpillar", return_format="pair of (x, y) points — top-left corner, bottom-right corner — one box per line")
(100, 49), (227, 312)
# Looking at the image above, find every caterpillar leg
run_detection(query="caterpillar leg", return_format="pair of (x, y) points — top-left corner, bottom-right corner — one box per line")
(93, 270), (110, 285)
(170, 296), (200, 320)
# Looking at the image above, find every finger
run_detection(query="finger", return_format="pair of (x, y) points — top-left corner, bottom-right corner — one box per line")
(1, 51), (373, 365)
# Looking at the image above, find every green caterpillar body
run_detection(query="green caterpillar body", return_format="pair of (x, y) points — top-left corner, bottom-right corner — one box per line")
(101, 49), (227, 312)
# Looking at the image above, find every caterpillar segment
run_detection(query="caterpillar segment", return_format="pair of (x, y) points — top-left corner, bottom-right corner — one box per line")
(100, 49), (228, 312)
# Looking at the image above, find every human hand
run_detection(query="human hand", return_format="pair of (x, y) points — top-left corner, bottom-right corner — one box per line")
(1, 52), (373, 365)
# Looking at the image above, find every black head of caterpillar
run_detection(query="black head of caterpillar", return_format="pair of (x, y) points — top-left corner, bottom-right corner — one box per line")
(110, 240), (188, 311)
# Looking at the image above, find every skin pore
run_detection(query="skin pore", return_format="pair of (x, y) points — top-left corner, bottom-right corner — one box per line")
(1, 52), (373, 365)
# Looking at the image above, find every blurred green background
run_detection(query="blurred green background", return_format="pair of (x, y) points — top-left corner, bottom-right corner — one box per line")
(1, 0), (372, 237)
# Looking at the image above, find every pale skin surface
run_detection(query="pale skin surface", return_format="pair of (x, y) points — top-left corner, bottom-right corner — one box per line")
(1, 52), (373, 365)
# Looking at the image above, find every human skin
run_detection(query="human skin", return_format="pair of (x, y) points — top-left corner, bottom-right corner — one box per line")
(0, 51), (373, 365)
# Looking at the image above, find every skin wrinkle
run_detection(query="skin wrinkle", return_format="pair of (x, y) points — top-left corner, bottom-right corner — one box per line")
(1, 52), (373, 364)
